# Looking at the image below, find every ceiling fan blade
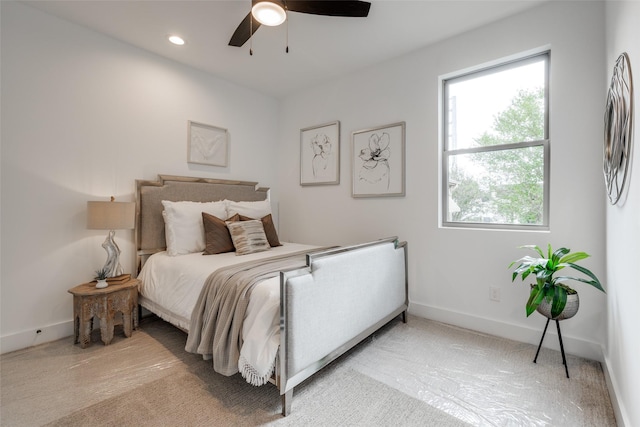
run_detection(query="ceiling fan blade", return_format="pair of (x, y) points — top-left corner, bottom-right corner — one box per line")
(229, 12), (262, 47)
(285, 1), (371, 17)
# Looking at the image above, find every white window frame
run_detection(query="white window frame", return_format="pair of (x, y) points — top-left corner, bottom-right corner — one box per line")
(439, 50), (550, 231)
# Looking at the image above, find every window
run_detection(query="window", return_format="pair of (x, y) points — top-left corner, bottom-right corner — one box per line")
(441, 51), (550, 229)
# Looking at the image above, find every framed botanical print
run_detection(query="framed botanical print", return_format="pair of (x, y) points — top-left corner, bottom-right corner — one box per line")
(352, 122), (405, 197)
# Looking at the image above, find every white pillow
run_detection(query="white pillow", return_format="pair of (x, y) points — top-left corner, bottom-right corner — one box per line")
(226, 199), (272, 219)
(161, 200), (228, 256)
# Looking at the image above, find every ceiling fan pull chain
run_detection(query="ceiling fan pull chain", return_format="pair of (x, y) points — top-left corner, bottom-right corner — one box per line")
(285, 9), (289, 53)
(249, 6), (253, 56)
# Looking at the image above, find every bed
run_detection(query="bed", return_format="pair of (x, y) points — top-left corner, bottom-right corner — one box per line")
(134, 174), (408, 416)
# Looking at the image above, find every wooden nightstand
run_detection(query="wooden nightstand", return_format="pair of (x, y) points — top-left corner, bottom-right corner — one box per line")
(68, 278), (139, 348)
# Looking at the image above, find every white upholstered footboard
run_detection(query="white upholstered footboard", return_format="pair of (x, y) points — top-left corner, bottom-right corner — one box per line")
(278, 237), (408, 416)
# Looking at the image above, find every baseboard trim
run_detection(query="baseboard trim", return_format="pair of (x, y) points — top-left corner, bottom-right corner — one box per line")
(408, 302), (604, 362)
(4, 305), (603, 359)
(602, 354), (630, 427)
(0, 320), (74, 355)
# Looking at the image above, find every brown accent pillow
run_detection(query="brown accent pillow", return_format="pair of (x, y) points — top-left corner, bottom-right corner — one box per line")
(202, 213), (240, 255)
(239, 214), (282, 247)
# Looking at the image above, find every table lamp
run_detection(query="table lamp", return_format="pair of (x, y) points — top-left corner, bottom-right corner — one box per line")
(87, 197), (135, 278)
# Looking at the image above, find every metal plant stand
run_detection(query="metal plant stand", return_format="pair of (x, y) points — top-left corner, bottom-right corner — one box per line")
(533, 318), (569, 378)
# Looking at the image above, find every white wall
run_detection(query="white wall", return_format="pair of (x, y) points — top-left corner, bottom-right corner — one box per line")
(278, 1), (607, 360)
(604, 3), (640, 426)
(0, 1), (280, 352)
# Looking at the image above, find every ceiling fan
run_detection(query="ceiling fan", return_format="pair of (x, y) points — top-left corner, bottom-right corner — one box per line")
(228, 0), (372, 48)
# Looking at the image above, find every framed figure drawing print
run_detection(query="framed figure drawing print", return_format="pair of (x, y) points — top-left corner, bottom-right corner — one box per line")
(352, 122), (405, 197)
(300, 121), (340, 186)
(187, 121), (228, 167)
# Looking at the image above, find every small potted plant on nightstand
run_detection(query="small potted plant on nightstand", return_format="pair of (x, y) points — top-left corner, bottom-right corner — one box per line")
(509, 244), (605, 319)
(94, 267), (109, 289)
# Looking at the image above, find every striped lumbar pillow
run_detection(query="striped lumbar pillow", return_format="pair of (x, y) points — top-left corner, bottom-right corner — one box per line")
(226, 219), (271, 256)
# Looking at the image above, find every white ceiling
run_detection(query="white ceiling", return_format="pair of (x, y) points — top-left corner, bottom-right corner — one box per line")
(23, 0), (547, 98)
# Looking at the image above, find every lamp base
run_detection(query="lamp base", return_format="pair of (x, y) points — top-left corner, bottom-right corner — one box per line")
(101, 230), (123, 278)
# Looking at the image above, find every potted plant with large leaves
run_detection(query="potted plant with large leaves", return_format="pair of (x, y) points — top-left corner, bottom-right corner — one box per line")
(509, 244), (605, 319)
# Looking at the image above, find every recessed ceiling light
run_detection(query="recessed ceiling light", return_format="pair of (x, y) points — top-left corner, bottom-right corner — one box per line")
(168, 35), (185, 46)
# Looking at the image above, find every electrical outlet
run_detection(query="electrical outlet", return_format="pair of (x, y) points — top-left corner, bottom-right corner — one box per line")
(490, 286), (501, 302)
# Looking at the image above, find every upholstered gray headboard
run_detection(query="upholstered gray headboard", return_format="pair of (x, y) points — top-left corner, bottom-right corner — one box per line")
(135, 174), (269, 271)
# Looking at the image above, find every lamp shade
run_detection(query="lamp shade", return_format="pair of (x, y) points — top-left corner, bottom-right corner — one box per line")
(87, 200), (135, 230)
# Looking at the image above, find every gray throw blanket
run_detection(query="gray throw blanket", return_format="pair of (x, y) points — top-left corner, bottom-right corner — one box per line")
(185, 248), (330, 377)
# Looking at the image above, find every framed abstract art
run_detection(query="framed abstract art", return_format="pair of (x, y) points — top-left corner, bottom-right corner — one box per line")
(187, 121), (228, 167)
(300, 121), (340, 186)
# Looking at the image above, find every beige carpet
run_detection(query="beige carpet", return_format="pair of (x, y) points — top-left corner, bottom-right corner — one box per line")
(1, 315), (616, 426)
(44, 365), (468, 426)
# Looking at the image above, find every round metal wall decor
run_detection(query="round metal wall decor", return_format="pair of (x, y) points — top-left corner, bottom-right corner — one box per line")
(604, 52), (634, 205)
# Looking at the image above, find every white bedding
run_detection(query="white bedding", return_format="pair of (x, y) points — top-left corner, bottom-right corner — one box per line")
(137, 242), (318, 384)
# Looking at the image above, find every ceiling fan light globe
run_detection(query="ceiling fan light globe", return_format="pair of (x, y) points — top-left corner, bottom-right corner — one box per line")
(251, 1), (286, 26)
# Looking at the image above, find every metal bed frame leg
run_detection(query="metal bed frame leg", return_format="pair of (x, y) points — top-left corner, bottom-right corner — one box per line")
(533, 317), (570, 378)
(281, 389), (293, 416)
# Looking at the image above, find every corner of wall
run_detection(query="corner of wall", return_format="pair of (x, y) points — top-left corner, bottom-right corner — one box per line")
(602, 353), (630, 427)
